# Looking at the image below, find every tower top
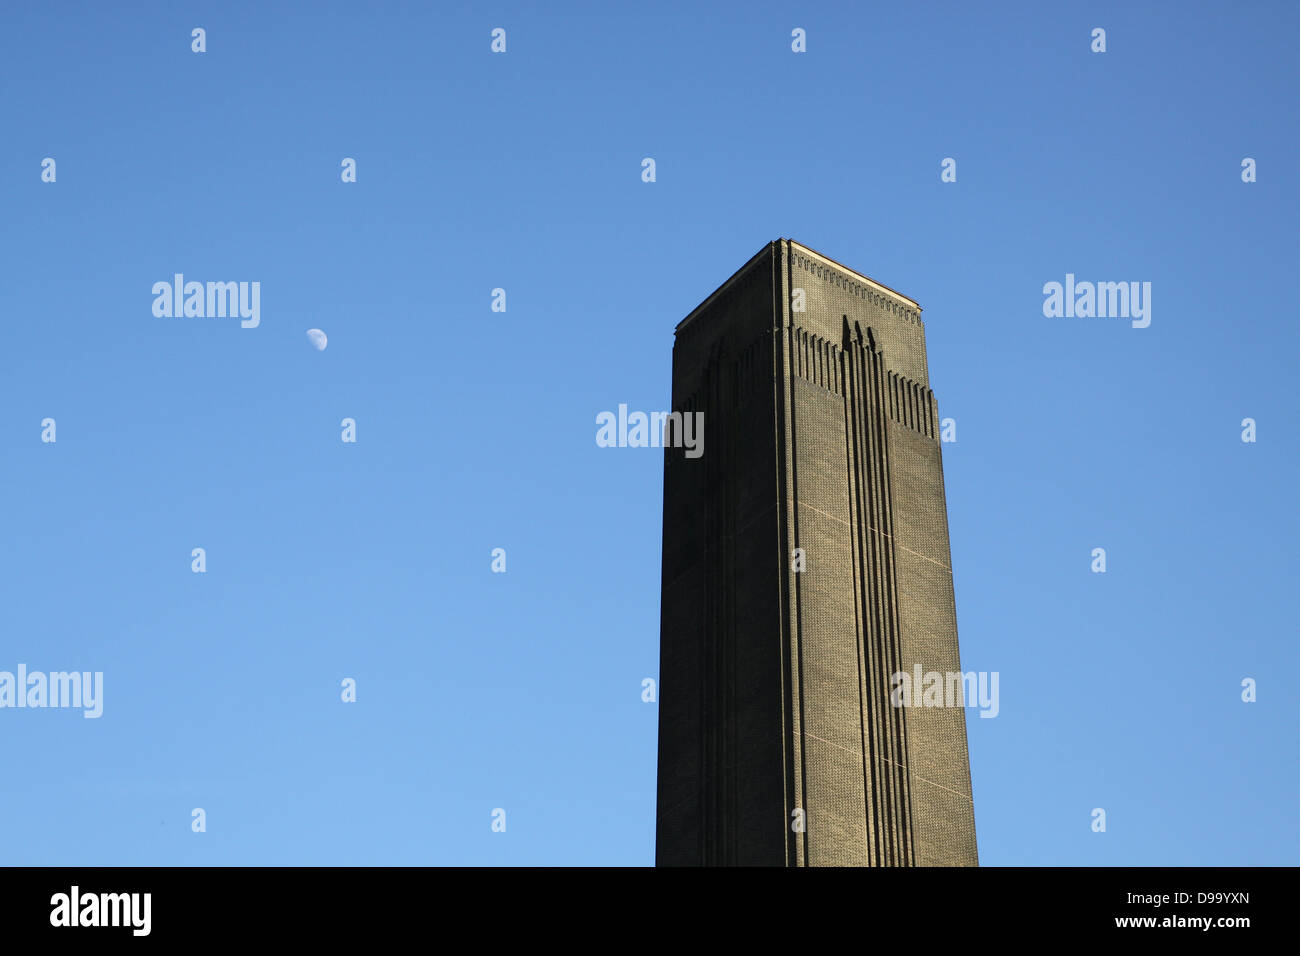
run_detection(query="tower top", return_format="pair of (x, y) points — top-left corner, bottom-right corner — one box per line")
(676, 239), (921, 335)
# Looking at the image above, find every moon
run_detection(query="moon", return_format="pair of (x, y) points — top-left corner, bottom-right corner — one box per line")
(306, 328), (327, 351)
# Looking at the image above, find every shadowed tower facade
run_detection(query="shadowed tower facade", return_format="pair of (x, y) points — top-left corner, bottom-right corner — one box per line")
(656, 239), (977, 867)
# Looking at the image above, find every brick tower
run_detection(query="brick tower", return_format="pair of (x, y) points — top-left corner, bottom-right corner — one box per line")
(656, 239), (977, 866)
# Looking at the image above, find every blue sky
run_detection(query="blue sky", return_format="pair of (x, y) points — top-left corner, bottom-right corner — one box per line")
(1, 0), (1296, 865)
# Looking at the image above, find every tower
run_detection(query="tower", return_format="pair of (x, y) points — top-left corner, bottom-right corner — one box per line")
(655, 239), (977, 866)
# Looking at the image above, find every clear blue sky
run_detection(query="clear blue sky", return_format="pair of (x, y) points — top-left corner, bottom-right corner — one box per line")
(1, 1), (1296, 866)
